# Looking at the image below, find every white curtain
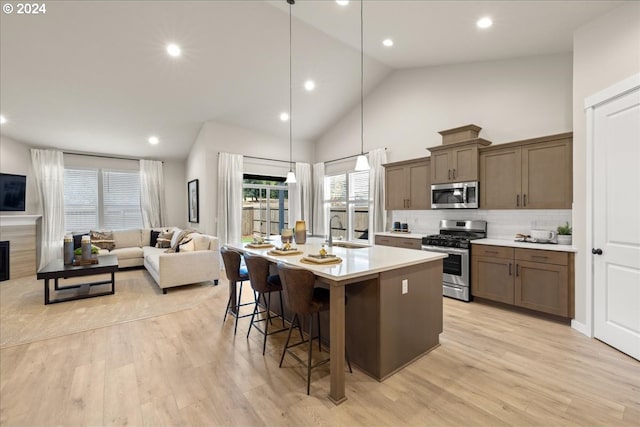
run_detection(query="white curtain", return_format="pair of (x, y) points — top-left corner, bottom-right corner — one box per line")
(288, 162), (311, 228)
(139, 159), (166, 228)
(368, 148), (388, 244)
(217, 152), (243, 245)
(312, 162), (326, 237)
(31, 149), (65, 269)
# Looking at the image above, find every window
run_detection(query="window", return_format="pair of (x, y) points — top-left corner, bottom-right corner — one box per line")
(242, 175), (288, 241)
(325, 170), (369, 241)
(64, 168), (143, 231)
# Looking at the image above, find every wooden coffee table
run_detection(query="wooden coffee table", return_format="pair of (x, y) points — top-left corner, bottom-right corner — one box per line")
(37, 255), (119, 305)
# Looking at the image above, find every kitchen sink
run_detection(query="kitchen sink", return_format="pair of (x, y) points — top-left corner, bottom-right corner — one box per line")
(330, 241), (370, 249)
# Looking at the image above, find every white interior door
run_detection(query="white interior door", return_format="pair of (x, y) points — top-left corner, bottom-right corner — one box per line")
(592, 86), (640, 361)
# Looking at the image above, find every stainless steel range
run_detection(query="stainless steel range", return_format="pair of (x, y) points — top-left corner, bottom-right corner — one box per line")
(421, 220), (487, 302)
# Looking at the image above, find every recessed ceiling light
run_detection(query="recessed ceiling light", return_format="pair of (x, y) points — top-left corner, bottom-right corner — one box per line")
(280, 112), (289, 122)
(166, 43), (181, 57)
(382, 38), (394, 47)
(477, 17), (493, 29)
(148, 136), (159, 145)
(336, 0), (349, 6)
(304, 80), (316, 91)
(0, 115), (6, 125)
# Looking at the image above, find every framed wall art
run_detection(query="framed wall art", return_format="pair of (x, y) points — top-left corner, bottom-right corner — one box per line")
(188, 179), (199, 223)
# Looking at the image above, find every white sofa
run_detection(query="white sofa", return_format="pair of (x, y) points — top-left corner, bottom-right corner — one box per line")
(95, 228), (220, 294)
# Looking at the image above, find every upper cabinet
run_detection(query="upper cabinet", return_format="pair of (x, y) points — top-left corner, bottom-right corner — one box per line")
(480, 132), (573, 209)
(428, 139), (492, 184)
(384, 157), (430, 210)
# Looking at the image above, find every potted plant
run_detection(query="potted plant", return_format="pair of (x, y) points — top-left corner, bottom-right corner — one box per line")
(557, 222), (572, 245)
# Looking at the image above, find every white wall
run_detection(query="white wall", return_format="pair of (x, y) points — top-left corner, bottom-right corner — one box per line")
(0, 135), (39, 214)
(186, 120), (314, 238)
(572, 2), (640, 326)
(315, 53), (573, 163)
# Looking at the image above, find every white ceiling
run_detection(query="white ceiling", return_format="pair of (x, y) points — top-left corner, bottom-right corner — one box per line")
(0, 1), (623, 160)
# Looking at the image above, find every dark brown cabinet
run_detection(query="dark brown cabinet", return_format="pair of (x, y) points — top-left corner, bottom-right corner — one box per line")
(480, 133), (573, 209)
(384, 157), (430, 210)
(374, 234), (422, 250)
(472, 244), (574, 318)
(428, 139), (491, 184)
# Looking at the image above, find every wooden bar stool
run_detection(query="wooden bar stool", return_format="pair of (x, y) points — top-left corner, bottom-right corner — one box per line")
(277, 262), (352, 395)
(244, 252), (287, 355)
(220, 247), (253, 335)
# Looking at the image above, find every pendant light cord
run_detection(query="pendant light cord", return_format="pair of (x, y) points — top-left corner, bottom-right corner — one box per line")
(360, 0), (364, 156)
(288, 0), (294, 173)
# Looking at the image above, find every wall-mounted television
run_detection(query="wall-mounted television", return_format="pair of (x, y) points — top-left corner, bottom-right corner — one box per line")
(0, 173), (27, 211)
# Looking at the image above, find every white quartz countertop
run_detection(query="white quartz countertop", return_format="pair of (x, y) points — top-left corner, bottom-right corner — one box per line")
(375, 232), (424, 239)
(473, 238), (577, 253)
(227, 237), (445, 282)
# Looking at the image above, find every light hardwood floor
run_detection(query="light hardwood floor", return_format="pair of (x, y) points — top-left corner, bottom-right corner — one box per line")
(1, 274), (638, 426)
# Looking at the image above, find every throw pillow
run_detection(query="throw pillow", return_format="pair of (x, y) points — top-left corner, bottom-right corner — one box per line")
(155, 230), (174, 249)
(150, 230), (161, 248)
(90, 230), (115, 251)
(179, 239), (195, 252)
(167, 230), (194, 253)
(191, 233), (211, 251)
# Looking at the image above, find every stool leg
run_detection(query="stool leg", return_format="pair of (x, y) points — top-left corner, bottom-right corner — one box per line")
(317, 312), (322, 352)
(234, 281), (243, 335)
(307, 314), (313, 395)
(247, 291), (260, 339)
(279, 291), (285, 328)
(223, 280), (234, 323)
(263, 292), (272, 355)
(279, 313), (297, 367)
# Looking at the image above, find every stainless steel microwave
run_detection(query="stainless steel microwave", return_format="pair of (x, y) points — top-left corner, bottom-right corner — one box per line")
(431, 181), (479, 209)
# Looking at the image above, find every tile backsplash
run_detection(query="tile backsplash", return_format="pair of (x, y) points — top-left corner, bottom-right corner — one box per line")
(390, 209), (572, 239)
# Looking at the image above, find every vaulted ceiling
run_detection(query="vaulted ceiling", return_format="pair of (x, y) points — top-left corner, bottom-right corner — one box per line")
(0, 1), (622, 160)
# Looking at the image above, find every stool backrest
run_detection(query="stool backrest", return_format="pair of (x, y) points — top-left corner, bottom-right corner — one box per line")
(220, 247), (245, 282)
(277, 262), (317, 315)
(243, 252), (272, 293)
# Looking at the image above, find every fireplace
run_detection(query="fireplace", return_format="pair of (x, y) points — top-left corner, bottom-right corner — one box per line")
(0, 241), (8, 281)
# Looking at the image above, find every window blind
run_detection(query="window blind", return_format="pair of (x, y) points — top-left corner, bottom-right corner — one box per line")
(102, 170), (143, 230)
(64, 168), (99, 231)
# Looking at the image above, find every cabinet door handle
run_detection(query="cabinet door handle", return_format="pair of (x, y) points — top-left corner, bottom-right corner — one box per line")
(523, 194), (527, 206)
(516, 264), (520, 277)
(509, 263), (512, 275)
(516, 194), (520, 207)
(407, 199), (410, 208)
(448, 169), (451, 180)
(453, 169), (456, 179)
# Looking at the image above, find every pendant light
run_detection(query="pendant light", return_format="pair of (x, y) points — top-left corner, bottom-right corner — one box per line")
(285, 0), (297, 184)
(354, 0), (370, 171)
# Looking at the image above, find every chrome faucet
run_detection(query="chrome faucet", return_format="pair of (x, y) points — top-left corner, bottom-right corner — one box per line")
(328, 214), (342, 247)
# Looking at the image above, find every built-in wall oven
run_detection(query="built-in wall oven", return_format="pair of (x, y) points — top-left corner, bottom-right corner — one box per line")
(421, 220), (487, 302)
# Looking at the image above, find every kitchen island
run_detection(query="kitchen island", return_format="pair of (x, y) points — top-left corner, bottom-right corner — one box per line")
(227, 237), (446, 404)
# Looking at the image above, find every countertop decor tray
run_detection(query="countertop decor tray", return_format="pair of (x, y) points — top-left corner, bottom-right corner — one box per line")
(245, 243), (274, 249)
(301, 255), (342, 265)
(72, 258), (99, 266)
(268, 249), (303, 256)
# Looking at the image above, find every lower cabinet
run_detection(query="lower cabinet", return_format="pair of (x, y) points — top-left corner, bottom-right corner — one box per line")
(472, 245), (574, 318)
(374, 235), (422, 250)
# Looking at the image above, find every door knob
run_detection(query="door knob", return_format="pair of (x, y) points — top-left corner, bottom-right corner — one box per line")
(592, 248), (603, 255)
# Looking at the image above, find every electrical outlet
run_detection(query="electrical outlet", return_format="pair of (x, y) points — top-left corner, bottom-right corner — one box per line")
(402, 279), (408, 294)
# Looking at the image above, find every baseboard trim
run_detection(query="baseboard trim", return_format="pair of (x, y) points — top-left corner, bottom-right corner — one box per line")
(571, 319), (591, 337)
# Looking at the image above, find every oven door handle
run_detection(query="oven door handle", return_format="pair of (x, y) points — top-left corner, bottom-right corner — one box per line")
(421, 245), (468, 255)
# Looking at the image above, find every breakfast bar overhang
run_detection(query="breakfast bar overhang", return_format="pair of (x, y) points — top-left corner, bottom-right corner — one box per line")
(227, 237), (446, 404)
